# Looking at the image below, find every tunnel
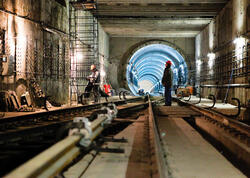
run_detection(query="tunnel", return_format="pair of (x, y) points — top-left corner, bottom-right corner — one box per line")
(0, 0), (250, 177)
(126, 44), (188, 96)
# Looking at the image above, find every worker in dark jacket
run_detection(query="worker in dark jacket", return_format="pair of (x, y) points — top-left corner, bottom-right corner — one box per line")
(162, 61), (173, 106)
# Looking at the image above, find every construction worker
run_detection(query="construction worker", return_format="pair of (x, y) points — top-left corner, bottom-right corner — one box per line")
(162, 61), (173, 106)
(84, 64), (108, 102)
(84, 64), (100, 98)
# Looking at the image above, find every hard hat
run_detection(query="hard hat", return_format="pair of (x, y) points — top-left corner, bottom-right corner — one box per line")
(90, 64), (96, 70)
(166, 61), (172, 65)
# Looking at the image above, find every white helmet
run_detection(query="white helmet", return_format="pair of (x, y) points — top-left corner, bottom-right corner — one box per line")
(90, 64), (96, 70)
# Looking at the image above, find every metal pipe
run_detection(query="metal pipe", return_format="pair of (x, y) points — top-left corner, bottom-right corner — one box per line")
(200, 84), (250, 88)
(5, 136), (82, 178)
(3, 102), (129, 177)
(90, 116), (106, 131)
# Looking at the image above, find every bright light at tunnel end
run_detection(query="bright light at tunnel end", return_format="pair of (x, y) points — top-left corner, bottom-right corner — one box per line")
(126, 44), (188, 96)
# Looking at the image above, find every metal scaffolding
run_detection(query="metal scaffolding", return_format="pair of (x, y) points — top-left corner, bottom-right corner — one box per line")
(69, 1), (99, 104)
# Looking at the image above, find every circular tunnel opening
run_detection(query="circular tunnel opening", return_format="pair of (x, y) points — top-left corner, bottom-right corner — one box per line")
(126, 44), (188, 96)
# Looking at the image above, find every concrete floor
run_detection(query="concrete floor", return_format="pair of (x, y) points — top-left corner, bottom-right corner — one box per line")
(157, 112), (246, 178)
(64, 116), (141, 178)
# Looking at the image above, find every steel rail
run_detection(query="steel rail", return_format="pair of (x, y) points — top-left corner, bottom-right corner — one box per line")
(0, 100), (147, 147)
(148, 97), (168, 178)
(0, 97), (143, 125)
(0, 97), (145, 146)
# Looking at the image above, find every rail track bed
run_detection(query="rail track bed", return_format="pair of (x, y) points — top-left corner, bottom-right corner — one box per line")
(0, 97), (144, 145)
(4, 96), (250, 177)
(0, 96), (145, 176)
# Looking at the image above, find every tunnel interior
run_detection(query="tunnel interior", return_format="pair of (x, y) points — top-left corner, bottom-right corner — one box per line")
(126, 44), (188, 96)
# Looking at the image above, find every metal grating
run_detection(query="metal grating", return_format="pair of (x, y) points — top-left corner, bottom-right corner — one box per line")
(198, 43), (250, 84)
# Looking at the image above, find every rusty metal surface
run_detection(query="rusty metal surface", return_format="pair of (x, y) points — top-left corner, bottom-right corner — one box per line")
(125, 116), (151, 178)
(148, 100), (168, 178)
(189, 104), (250, 137)
(174, 97), (249, 137)
(156, 106), (201, 118)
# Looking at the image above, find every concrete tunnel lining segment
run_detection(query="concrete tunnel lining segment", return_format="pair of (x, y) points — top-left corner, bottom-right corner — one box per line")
(126, 44), (188, 96)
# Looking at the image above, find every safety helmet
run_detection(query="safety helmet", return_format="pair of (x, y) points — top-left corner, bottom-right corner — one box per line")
(90, 64), (96, 70)
(166, 61), (172, 65)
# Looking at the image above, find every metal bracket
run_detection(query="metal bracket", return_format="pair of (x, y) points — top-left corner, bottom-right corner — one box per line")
(204, 94), (216, 109)
(96, 147), (124, 153)
(221, 97), (241, 118)
(119, 91), (123, 100)
(102, 137), (127, 143)
(123, 91), (128, 100)
(119, 91), (129, 100)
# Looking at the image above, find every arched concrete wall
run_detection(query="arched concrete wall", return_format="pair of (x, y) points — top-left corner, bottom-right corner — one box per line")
(108, 37), (195, 90)
(126, 43), (189, 95)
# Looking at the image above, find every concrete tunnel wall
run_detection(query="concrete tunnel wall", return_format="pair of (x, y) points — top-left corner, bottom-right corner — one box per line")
(0, 0), (111, 105)
(0, 0), (70, 105)
(98, 23), (110, 87)
(126, 43), (189, 96)
(195, 0), (250, 106)
(108, 38), (195, 92)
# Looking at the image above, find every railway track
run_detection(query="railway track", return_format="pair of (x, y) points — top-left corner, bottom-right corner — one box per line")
(0, 97), (146, 176)
(0, 97), (144, 145)
(175, 96), (250, 176)
(4, 97), (160, 178)
(176, 96), (250, 144)
(4, 96), (250, 177)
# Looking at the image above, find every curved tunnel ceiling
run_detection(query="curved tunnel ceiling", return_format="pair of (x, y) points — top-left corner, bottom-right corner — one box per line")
(126, 44), (188, 96)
